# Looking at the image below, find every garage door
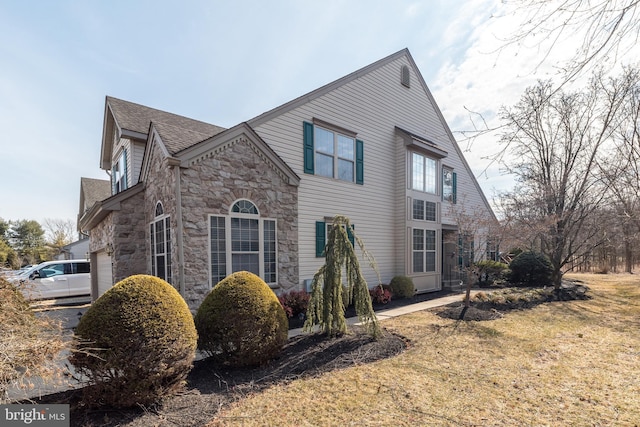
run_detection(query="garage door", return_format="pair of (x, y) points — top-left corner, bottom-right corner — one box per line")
(96, 251), (113, 298)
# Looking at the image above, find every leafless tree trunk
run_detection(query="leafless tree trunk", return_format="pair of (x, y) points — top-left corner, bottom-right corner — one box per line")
(498, 69), (639, 288)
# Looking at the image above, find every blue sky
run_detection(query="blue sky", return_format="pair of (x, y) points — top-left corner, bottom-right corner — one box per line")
(1, 0), (627, 227)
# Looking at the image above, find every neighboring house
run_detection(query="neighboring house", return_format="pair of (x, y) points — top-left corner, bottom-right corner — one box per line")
(79, 48), (496, 308)
(78, 177), (111, 240)
(55, 239), (89, 261)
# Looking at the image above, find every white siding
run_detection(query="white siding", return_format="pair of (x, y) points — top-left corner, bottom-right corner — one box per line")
(131, 141), (146, 185)
(253, 54), (493, 288)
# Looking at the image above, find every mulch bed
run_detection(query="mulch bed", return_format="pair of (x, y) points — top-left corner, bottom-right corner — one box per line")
(30, 326), (408, 427)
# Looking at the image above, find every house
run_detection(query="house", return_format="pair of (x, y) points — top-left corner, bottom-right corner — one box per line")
(79, 48), (496, 308)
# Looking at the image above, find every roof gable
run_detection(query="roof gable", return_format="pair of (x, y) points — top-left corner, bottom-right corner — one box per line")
(100, 97), (226, 169)
(79, 177), (111, 216)
(176, 123), (300, 187)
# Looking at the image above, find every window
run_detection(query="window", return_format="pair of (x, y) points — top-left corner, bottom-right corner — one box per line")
(413, 228), (437, 273)
(150, 202), (172, 283)
(458, 233), (474, 268)
(113, 149), (128, 194)
(210, 200), (277, 285)
(412, 152), (436, 193)
(315, 221), (355, 257)
(412, 199), (436, 221)
(303, 121), (364, 184)
(443, 168), (457, 203)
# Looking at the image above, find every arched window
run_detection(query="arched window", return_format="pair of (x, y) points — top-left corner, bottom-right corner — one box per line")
(209, 199), (277, 286)
(150, 202), (171, 283)
(401, 65), (410, 88)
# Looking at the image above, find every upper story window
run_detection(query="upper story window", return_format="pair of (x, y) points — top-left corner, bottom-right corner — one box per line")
(412, 152), (436, 194)
(303, 121), (364, 185)
(442, 168), (457, 203)
(112, 149), (128, 194)
(315, 127), (355, 181)
(413, 199), (436, 221)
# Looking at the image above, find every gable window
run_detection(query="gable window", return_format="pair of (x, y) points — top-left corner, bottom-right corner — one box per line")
(443, 168), (457, 203)
(413, 228), (437, 273)
(112, 149), (128, 194)
(150, 202), (172, 284)
(303, 121), (364, 184)
(412, 152), (436, 193)
(209, 200), (277, 286)
(412, 199), (436, 221)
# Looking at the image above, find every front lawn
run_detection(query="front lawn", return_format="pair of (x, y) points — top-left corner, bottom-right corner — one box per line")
(209, 273), (640, 426)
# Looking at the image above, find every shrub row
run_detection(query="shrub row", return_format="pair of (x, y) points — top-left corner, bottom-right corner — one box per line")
(71, 271), (288, 409)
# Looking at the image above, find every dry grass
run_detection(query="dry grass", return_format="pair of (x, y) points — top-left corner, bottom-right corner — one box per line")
(0, 277), (67, 403)
(207, 273), (640, 426)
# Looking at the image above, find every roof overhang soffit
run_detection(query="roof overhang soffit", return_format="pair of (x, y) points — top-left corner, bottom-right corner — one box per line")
(395, 127), (448, 159)
(177, 123), (300, 186)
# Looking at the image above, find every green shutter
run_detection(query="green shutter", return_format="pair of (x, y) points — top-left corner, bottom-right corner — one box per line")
(315, 221), (326, 257)
(452, 172), (457, 204)
(347, 224), (355, 247)
(355, 139), (364, 185)
(304, 122), (315, 174)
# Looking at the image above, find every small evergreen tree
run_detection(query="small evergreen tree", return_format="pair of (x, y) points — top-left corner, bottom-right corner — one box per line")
(304, 215), (380, 338)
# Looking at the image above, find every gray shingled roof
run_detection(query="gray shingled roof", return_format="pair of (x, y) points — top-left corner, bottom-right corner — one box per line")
(152, 121), (214, 155)
(107, 96), (225, 138)
(80, 177), (111, 211)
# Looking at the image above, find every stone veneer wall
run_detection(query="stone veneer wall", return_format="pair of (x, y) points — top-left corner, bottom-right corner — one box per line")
(88, 190), (147, 283)
(143, 139), (177, 287)
(180, 137), (299, 308)
(111, 191), (147, 282)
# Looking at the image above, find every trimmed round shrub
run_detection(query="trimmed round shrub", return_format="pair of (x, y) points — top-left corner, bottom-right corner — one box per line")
(389, 275), (415, 299)
(508, 251), (553, 286)
(195, 271), (288, 367)
(70, 275), (197, 408)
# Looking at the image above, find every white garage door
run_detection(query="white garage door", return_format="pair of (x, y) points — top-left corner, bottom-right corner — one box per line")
(96, 251), (113, 298)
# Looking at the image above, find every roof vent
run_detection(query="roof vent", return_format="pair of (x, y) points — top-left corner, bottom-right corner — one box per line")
(401, 65), (410, 88)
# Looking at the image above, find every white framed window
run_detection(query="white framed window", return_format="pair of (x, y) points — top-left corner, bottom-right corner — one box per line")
(443, 168), (457, 203)
(412, 228), (437, 273)
(412, 199), (436, 221)
(113, 149), (128, 194)
(150, 202), (172, 283)
(412, 152), (437, 194)
(209, 199), (277, 286)
(315, 126), (356, 182)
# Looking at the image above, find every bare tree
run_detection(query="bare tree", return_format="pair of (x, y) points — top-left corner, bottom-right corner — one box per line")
(499, 0), (640, 84)
(42, 218), (75, 255)
(498, 69), (638, 288)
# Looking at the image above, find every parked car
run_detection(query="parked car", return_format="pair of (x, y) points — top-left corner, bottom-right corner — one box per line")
(10, 259), (91, 300)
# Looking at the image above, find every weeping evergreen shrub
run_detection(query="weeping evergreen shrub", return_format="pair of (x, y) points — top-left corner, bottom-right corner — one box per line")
(304, 215), (381, 338)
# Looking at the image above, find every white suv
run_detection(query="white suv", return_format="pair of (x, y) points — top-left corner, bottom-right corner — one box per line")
(12, 259), (91, 300)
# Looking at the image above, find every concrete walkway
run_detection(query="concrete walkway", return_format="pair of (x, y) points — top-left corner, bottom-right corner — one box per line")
(288, 291), (468, 338)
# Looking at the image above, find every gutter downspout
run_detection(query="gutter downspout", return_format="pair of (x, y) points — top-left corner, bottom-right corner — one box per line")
(168, 158), (186, 296)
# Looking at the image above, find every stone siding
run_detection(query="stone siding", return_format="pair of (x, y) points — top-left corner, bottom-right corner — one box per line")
(180, 137), (298, 308)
